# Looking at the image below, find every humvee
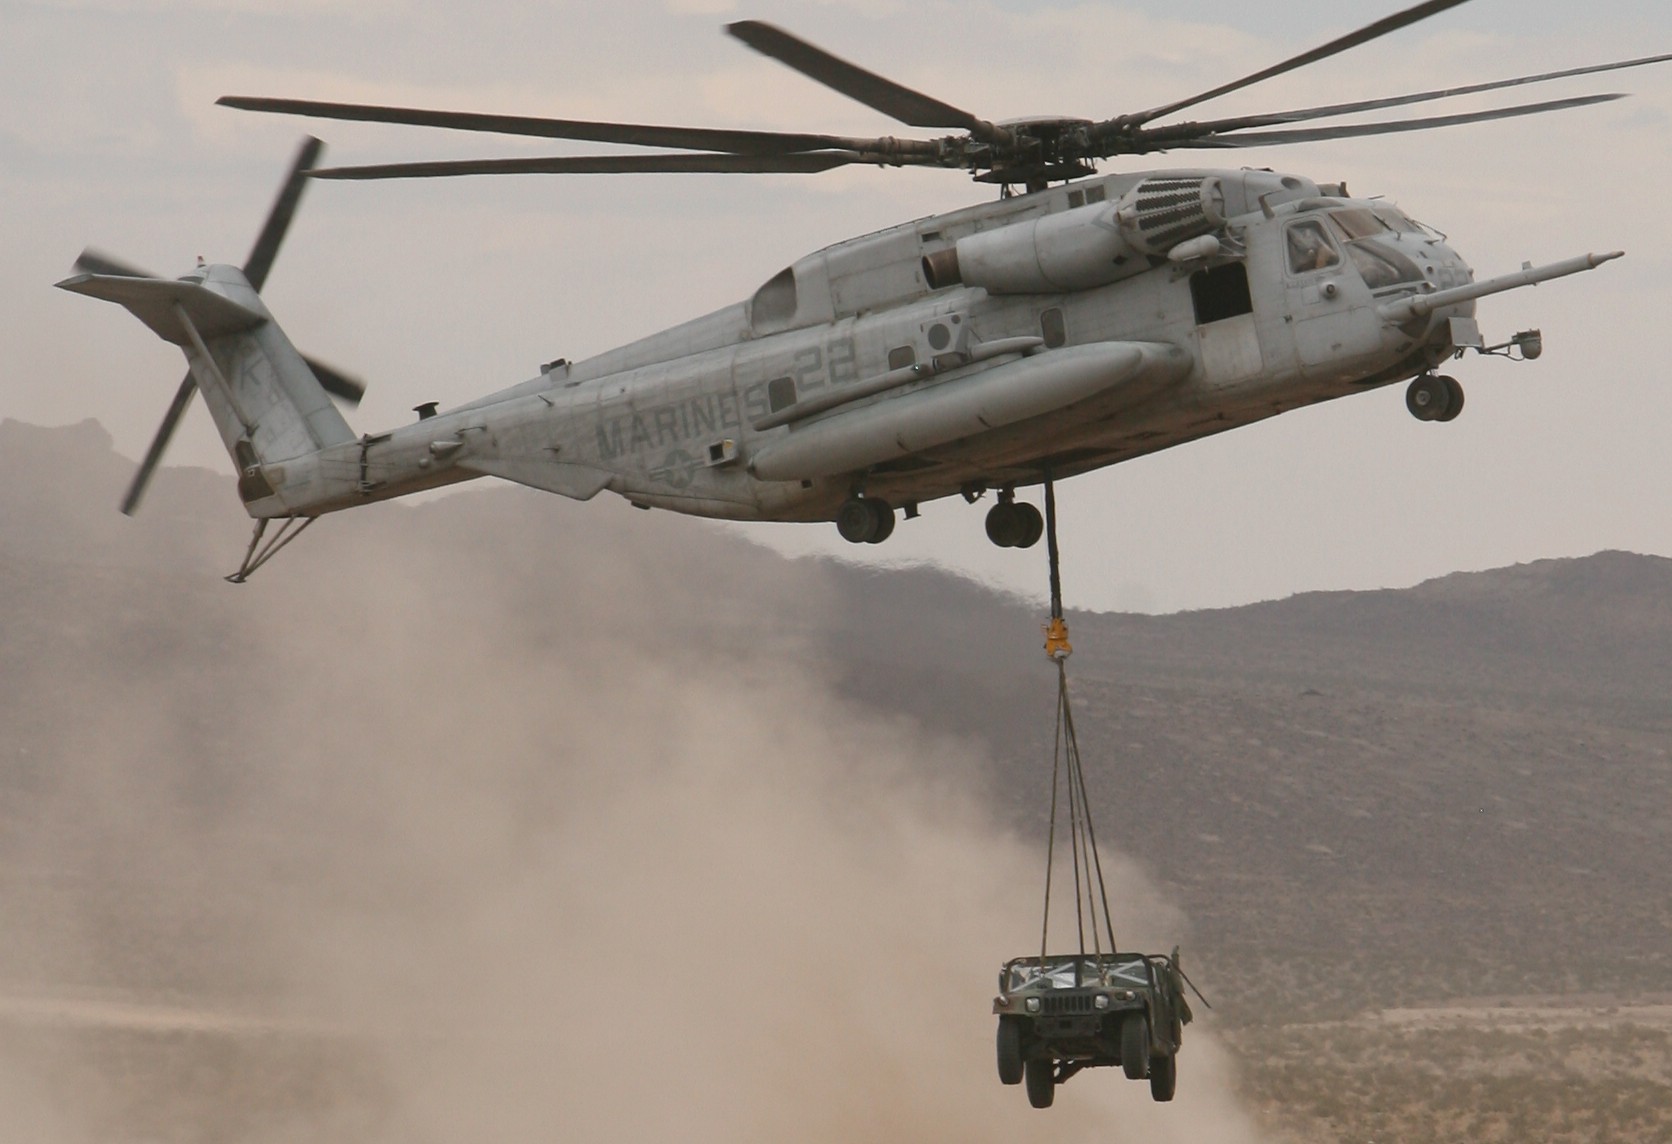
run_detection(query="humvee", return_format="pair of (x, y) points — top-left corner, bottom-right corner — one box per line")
(992, 949), (1193, 1108)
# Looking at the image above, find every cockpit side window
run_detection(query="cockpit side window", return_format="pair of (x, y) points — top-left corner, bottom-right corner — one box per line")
(1286, 221), (1340, 275)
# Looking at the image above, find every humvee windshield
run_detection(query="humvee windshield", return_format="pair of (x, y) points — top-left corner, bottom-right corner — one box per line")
(1003, 955), (1151, 992)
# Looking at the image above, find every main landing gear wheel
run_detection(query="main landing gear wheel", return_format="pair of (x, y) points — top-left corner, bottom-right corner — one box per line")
(996, 1017), (1024, 1085)
(985, 501), (1044, 548)
(835, 496), (895, 544)
(1406, 374), (1464, 422)
(1024, 1057), (1055, 1109)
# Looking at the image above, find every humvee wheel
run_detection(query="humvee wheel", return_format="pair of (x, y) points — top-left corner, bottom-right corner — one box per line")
(996, 1017), (1024, 1085)
(1024, 1057), (1055, 1109)
(1121, 1013), (1151, 1081)
(1149, 1051), (1177, 1102)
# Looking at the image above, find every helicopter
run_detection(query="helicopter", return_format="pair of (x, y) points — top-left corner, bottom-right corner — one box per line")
(57, 1), (1671, 579)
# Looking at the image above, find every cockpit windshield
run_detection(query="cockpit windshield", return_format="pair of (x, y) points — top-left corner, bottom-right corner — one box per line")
(1328, 208), (1391, 240)
(1327, 209), (1426, 291)
(1371, 205), (1428, 236)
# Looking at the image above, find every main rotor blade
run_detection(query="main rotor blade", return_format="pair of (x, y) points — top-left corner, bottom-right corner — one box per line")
(1134, 51), (1672, 145)
(1125, 0), (1474, 127)
(1165, 92), (1625, 149)
(121, 374), (197, 516)
(726, 21), (1007, 143)
(307, 151), (869, 179)
(218, 95), (902, 157)
(242, 136), (323, 293)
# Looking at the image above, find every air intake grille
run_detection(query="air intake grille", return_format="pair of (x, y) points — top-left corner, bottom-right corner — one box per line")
(1128, 177), (1225, 255)
(1041, 993), (1096, 1015)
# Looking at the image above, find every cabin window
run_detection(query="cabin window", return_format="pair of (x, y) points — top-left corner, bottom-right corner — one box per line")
(1085, 185), (1106, 204)
(1066, 189), (1085, 208)
(887, 345), (916, 371)
(1041, 308), (1067, 348)
(1286, 221), (1341, 275)
(1190, 263), (1253, 326)
(767, 376), (796, 413)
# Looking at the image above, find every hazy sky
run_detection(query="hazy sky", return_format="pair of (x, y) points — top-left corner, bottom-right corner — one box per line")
(6, 0), (1671, 612)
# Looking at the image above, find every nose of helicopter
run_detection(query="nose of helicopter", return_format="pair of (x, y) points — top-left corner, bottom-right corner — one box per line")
(1422, 235), (1476, 296)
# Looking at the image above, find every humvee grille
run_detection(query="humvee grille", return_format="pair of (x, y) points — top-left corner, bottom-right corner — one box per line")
(1040, 993), (1095, 1015)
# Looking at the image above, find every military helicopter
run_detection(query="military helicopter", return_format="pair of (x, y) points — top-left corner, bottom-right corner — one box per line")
(58, 1), (1671, 578)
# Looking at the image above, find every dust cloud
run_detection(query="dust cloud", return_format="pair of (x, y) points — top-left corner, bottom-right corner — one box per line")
(0, 478), (1270, 1142)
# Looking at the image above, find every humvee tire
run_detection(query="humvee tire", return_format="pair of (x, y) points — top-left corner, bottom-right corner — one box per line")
(1024, 1057), (1055, 1109)
(1149, 1051), (1176, 1102)
(1121, 1013), (1150, 1081)
(997, 1017), (1024, 1085)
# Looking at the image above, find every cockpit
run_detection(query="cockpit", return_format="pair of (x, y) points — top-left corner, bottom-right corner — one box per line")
(1286, 205), (1429, 292)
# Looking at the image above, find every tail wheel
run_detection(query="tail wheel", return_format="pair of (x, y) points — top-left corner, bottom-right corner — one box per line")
(1024, 1057), (1055, 1109)
(1121, 1013), (1151, 1081)
(1149, 1051), (1177, 1102)
(996, 1017), (1024, 1086)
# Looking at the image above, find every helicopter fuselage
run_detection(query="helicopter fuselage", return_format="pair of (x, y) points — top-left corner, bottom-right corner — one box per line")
(71, 163), (1609, 552)
(249, 167), (1485, 528)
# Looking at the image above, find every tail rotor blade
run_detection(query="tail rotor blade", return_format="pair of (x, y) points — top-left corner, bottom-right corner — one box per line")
(303, 355), (367, 404)
(242, 136), (324, 292)
(120, 374), (197, 516)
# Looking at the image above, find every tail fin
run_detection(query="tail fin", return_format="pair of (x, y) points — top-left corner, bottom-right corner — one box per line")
(58, 265), (355, 511)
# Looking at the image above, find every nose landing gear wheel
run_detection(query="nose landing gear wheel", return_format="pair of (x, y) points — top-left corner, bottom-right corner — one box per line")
(1407, 374), (1464, 422)
(1437, 375), (1465, 422)
(985, 501), (1044, 548)
(835, 496), (895, 544)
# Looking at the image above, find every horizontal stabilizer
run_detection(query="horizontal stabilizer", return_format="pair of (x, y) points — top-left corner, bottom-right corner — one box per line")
(55, 273), (268, 347)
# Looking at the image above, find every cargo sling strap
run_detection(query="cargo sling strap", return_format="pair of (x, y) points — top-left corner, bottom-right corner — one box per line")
(1037, 472), (1118, 979)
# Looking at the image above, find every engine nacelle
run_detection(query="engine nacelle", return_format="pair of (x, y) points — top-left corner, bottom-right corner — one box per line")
(922, 176), (1227, 294)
